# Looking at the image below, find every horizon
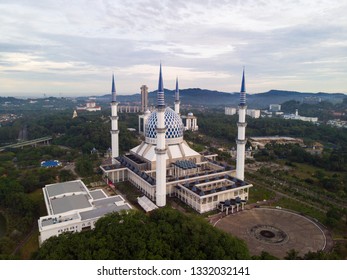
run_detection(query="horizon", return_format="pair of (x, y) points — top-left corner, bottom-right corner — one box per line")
(1, 0), (346, 96)
(2, 87), (346, 100)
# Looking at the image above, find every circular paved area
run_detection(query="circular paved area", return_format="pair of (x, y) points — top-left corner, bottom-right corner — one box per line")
(215, 208), (327, 259)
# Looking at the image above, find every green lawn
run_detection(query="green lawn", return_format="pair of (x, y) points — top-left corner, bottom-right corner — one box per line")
(275, 197), (326, 223)
(248, 185), (276, 204)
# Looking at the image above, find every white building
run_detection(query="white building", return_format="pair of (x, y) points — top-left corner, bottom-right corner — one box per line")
(76, 99), (101, 111)
(225, 107), (260, 119)
(225, 107), (237, 115)
(269, 104), (281, 111)
(246, 109), (261, 119)
(101, 66), (252, 214)
(283, 109), (318, 123)
(181, 112), (199, 131)
(38, 180), (131, 245)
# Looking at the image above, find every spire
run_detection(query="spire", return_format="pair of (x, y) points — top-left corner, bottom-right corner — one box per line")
(175, 77), (179, 102)
(111, 74), (116, 102)
(239, 68), (246, 106)
(157, 63), (165, 108)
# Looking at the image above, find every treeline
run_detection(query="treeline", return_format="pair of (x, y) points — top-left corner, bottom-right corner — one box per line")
(256, 143), (346, 172)
(0, 110), (141, 154)
(34, 208), (250, 260)
(196, 112), (347, 148)
(196, 112), (347, 169)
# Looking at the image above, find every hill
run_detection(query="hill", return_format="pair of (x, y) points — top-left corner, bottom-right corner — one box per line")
(1, 90), (346, 110)
(97, 89), (345, 108)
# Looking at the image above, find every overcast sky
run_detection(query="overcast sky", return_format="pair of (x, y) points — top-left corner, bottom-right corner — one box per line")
(1, 0), (346, 97)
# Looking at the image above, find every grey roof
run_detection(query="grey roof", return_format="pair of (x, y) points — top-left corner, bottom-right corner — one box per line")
(89, 190), (106, 200)
(80, 203), (131, 221)
(50, 194), (92, 214)
(46, 181), (86, 198)
(93, 196), (122, 207)
(41, 218), (54, 227)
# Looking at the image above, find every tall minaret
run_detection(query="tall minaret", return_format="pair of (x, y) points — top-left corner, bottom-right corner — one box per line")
(110, 74), (119, 163)
(174, 77), (180, 115)
(236, 69), (247, 180)
(155, 64), (167, 207)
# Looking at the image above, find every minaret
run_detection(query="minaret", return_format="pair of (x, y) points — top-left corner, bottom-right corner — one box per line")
(110, 74), (119, 163)
(155, 64), (167, 207)
(236, 69), (247, 180)
(174, 77), (180, 115)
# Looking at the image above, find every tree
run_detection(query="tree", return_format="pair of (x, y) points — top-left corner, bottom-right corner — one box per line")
(34, 208), (251, 260)
(59, 170), (77, 182)
(285, 249), (301, 260)
(75, 156), (93, 177)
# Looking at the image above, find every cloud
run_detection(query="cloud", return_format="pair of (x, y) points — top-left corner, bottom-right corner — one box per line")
(0, 0), (346, 95)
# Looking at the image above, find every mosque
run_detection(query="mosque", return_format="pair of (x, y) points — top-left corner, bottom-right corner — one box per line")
(101, 65), (252, 214)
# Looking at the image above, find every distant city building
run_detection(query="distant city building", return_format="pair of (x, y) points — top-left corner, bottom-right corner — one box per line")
(140, 85), (148, 112)
(38, 180), (132, 245)
(327, 119), (347, 128)
(283, 109), (318, 123)
(225, 107), (260, 118)
(72, 110), (78, 119)
(303, 96), (321, 104)
(118, 105), (141, 113)
(269, 104), (281, 112)
(246, 109), (261, 119)
(0, 113), (21, 124)
(225, 107), (237, 115)
(76, 98), (101, 111)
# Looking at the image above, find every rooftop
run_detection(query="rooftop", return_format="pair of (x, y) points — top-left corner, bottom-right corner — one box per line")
(40, 180), (132, 231)
(89, 189), (107, 200)
(46, 180), (87, 198)
(50, 194), (92, 214)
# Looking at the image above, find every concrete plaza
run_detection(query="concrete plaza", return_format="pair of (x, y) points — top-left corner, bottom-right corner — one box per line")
(215, 208), (329, 259)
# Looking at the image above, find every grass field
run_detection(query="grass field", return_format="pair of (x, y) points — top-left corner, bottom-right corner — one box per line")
(248, 185), (276, 204)
(274, 197), (326, 223)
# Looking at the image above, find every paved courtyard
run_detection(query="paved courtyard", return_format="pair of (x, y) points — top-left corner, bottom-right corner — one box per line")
(215, 208), (328, 259)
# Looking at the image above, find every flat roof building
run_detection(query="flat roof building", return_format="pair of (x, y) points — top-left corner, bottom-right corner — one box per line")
(38, 180), (131, 245)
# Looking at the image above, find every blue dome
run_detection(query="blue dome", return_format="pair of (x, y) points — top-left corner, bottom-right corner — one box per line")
(145, 107), (184, 144)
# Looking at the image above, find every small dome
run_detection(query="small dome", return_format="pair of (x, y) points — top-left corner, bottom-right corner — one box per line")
(188, 112), (193, 116)
(145, 107), (184, 145)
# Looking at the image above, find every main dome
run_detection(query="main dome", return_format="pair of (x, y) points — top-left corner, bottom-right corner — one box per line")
(145, 107), (184, 145)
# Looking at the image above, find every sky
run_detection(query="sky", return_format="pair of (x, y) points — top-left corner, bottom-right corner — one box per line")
(0, 0), (347, 97)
